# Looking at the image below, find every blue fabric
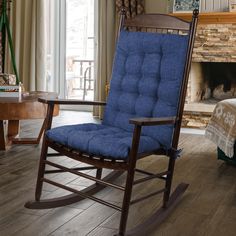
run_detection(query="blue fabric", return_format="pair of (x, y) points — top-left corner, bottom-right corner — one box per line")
(47, 30), (189, 159)
(46, 124), (160, 159)
(103, 30), (189, 148)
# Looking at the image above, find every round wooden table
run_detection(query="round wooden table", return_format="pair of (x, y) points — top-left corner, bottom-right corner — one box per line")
(0, 91), (59, 150)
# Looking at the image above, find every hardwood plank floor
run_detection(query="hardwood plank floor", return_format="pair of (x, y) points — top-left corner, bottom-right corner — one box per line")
(0, 110), (236, 236)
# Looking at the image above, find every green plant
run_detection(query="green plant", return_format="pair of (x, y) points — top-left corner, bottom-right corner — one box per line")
(0, 0), (19, 85)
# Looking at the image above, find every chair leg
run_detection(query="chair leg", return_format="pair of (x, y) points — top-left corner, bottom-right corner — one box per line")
(96, 168), (102, 179)
(118, 165), (136, 236)
(35, 140), (49, 201)
(96, 168), (102, 185)
(117, 124), (141, 235)
(163, 154), (176, 208)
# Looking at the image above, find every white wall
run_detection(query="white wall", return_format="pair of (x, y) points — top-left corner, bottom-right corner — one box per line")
(145, 0), (230, 13)
(145, 0), (168, 13)
(201, 0), (230, 12)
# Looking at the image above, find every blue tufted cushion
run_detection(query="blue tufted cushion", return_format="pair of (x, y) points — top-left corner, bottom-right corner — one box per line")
(46, 124), (160, 159)
(46, 30), (189, 159)
(103, 30), (189, 149)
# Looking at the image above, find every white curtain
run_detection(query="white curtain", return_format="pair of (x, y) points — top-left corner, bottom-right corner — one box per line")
(94, 0), (116, 117)
(7, 0), (47, 91)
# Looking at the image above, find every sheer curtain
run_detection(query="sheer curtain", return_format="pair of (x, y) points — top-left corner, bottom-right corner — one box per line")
(7, 0), (47, 91)
(93, 0), (145, 117)
(94, 0), (116, 117)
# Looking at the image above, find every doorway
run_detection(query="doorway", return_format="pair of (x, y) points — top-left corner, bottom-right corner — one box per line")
(46, 0), (96, 107)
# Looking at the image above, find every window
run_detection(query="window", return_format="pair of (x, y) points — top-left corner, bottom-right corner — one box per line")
(46, 0), (95, 103)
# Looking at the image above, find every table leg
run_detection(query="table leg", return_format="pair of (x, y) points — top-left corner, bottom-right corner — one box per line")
(12, 119), (46, 145)
(0, 120), (20, 150)
(0, 120), (6, 150)
(8, 120), (19, 138)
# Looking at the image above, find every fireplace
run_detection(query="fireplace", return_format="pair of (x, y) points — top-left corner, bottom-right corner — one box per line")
(184, 21), (236, 119)
(172, 13), (236, 127)
(183, 61), (236, 128)
(188, 62), (236, 103)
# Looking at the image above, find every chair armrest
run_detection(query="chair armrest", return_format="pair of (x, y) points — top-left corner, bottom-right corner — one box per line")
(129, 116), (177, 126)
(38, 98), (106, 106)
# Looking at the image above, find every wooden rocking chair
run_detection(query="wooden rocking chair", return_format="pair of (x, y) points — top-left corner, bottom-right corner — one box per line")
(25, 10), (198, 236)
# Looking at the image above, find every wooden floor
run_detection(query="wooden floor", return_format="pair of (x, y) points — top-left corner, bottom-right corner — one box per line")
(1, 110), (236, 236)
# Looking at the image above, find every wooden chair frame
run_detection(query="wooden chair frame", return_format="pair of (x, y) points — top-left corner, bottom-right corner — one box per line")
(25, 10), (198, 236)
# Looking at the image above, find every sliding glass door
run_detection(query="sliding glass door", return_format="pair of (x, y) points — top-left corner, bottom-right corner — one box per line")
(46, 0), (95, 104)
(66, 0), (95, 101)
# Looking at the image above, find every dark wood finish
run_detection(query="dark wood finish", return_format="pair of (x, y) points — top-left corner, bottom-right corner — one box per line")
(0, 91), (59, 150)
(124, 183), (189, 236)
(44, 160), (125, 191)
(0, 120), (5, 150)
(2, 111), (234, 236)
(47, 140), (129, 171)
(38, 97), (106, 106)
(172, 9), (199, 150)
(42, 177), (123, 211)
(130, 188), (166, 205)
(118, 125), (142, 234)
(45, 165), (97, 174)
(124, 14), (191, 31)
(129, 116), (177, 126)
(25, 170), (123, 209)
(7, 120), (19, 137)
(25, 10), (199, 236)
(0, 120), (19, 149)
(133, 170), (169, 185)
(35, 102), (55, 201)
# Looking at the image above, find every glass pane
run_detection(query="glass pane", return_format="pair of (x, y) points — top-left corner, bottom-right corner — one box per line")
(66, 0), (95, 100)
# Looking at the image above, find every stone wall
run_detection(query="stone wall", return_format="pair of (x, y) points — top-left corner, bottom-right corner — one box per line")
(188, 23), (236, 104)
(184, 19), (236, 127)
(192, 24), (236, 62)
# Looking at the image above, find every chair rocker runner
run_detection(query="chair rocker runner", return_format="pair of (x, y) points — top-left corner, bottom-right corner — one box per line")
(25, 10), (198, 236)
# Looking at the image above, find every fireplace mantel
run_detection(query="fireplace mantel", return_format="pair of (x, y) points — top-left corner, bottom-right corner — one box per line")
(171, 12), (236, 24)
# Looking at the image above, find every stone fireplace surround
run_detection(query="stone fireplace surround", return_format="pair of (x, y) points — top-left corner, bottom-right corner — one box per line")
(186, 23), (236, 110)
(172, 12), (236, 127)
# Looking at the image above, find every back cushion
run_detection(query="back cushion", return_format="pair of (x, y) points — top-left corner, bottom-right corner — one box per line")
(103, 30), (189, 149)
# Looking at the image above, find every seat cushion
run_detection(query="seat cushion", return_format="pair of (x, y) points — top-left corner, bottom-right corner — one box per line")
(46, 123), (160, 160)
(103, 30), (189, 149)
(47, 31), (189, 159)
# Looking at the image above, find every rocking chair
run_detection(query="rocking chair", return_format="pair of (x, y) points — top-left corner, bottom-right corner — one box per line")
(25, 10), (198, 236)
